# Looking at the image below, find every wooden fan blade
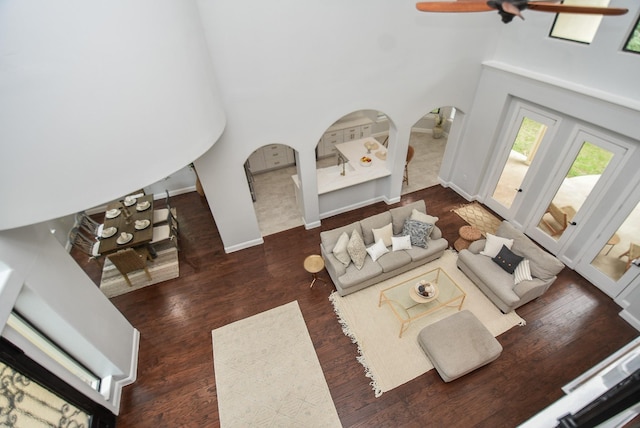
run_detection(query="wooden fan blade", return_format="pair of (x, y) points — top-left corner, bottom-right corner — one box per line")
(416, 1), (493, 13)
(527, 3), (628, 15)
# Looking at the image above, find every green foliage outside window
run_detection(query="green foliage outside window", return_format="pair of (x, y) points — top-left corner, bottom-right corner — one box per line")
(624, 18), (640, 53)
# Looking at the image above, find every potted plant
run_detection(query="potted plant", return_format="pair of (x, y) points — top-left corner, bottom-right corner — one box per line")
(433, 114), (444, 139)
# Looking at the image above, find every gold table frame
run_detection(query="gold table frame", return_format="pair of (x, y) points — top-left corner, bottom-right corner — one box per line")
(378, 267), (466, 337)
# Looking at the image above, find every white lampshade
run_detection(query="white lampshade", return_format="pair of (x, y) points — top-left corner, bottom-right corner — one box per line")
(0, 1), (226, 230)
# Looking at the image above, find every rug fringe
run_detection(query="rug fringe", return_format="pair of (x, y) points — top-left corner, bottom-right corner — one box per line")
(329, 291), (383, 398)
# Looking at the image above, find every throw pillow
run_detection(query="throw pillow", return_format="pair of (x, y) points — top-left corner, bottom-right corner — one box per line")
(366, 239), (389, 262)
(332, 231), (351, 266)
(492, 245), (524, 274)
(480, 233), (514, 258)
(347, 229), (367, 270)
(410, 209), (439, 226)
(513, 259), (533, 284)
(391, 235), (412, 251)
(401, 219), (433, 248)
(372, 223), (393, 247)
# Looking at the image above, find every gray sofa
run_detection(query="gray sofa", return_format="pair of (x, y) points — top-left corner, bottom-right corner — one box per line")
(457, 220), (565, 313)
(320, 200), (449, 296)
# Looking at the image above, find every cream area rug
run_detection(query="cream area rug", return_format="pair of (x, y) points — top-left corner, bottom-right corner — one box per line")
(329, 250), (524, 397)
(212, 301), (342, 428)
(99, 247), (179, 298)
(452, 201), (502, 236)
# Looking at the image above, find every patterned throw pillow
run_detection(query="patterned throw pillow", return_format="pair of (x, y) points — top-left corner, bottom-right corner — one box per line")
(347, 229), (367, 270)
(492, 245), (524, 274)
(401, 219), (433, 248)
(514, 259), (533, 284)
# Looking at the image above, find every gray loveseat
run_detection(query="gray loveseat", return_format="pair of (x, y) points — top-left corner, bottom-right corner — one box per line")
(320, 200), (449, 296)
(457, 220), (565, 313)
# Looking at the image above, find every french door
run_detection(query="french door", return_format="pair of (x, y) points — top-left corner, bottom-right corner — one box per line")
(484, 103), (559, 220)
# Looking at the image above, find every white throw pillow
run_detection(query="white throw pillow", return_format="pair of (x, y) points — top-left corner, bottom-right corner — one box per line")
(514, 259), (533, 284)
(480, 233), (514, 258)
(410, 209), (439, 226)
(366, 239), (389, 262)
(392, 235), (412, 251)
(372, 223), (393, 247)
(332, 231), (351, 266)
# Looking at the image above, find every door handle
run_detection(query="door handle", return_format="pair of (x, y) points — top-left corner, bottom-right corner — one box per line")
(515, 188), (523, 192)
(569, 221), (577, 226)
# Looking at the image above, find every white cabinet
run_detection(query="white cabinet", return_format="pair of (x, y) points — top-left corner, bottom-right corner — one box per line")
(317, 118), (372, 158)
(248, 144), (295, 173)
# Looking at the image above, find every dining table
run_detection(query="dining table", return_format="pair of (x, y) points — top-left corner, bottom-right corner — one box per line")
(98, 194), (154, 255)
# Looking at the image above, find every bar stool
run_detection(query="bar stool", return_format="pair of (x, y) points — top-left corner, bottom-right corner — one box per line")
(304, 255), (326, 288)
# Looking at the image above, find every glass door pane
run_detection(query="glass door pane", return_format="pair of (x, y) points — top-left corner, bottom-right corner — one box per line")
(491, 117), (548, 209)
(537, 141), (614, 241)
(590, 200), (640, 281)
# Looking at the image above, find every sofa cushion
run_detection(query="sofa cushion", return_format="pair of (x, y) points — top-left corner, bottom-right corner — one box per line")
(373, 223), (393, 247)
(457, 251), (520, 306)
(392, 235), (412, 251)
(496, 221), (564, 280)
(492, 245), (523, 274)
(333, 232), (351, 266)
(405, 238), (448, 262)
(366, 239), (389, 262)
(320, 221), (362, 253)
(480, 233), (514, 258)
(338, 258), (383, 289)
(410, 209), (439, 227)
(376, 250), (412, 273)
(360, 211), (392, 246)
(347, 229), (367, 270)
(390, 200), (426, 235)
(402, 219), (433, 248)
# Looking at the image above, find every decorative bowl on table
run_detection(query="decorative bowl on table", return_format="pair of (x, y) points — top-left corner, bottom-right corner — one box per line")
(415, 280), (435, 298)
(359, 156), (372, 167)
(106, 209), (121, 219)
(136, 201), (151, 211)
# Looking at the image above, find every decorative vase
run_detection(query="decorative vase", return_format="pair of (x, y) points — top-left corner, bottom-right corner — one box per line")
(432, 125), (443, 139)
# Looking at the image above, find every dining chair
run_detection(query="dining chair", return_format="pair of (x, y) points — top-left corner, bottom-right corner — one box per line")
(106, 248), (152, 287)
(75, 211), (104, 239)
(69, 227), (102, 264)
(149, 215), (179, 253)
(152, 190), (178, 226)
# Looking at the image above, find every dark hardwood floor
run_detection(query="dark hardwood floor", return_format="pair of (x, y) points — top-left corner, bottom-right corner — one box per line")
(72, 186), (639, 427)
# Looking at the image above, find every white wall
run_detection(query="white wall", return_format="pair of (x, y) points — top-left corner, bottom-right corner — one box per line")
(0, 0), (226, 231)
(194, 0), (502, 251)
(0, 224), (138, 414)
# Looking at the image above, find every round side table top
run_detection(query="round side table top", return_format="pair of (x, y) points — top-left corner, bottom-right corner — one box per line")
(459, 225), (482, 241)
(304, 255), (325, 274)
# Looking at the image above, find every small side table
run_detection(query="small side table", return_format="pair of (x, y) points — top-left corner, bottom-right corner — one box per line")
(304, 255), (326, 288)
(454, 225), (482, 252)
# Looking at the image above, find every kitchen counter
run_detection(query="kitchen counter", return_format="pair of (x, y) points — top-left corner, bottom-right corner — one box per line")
(315, 137), (391, 194)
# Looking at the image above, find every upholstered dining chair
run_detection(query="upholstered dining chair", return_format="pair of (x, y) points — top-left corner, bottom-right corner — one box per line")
(106, 248), (152, 287)
(152, 190), (178, 226)
(75, 211), (104, 239)
(149, 215), (179, 254)
(403, 145), (415, 185)
(69, 227), (102, 264)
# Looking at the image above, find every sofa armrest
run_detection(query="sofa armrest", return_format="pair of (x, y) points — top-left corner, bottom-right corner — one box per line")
(431, 225), (443, 240)
(467, 239), (486, 254)
(513, 276), (554, 302)
(321, 244), (347, 280)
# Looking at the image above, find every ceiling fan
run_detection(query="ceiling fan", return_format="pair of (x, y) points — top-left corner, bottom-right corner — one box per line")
(416, 0), (628, 23)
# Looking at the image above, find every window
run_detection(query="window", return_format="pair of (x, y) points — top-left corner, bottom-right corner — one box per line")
(623, 16), (640, 53)
(550, 0), (609, 44)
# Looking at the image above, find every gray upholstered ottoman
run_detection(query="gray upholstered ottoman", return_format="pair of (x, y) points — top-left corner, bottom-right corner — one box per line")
(418, 310), (502, 382)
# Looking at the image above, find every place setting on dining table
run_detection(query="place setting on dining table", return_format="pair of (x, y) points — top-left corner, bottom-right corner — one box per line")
(98, 192), (155, 255)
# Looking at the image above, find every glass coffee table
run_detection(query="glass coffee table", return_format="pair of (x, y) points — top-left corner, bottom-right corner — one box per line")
(378, 267), (466, 337)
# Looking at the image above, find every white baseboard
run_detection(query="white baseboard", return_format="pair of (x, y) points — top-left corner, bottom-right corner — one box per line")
(225, 237), (264, 253)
